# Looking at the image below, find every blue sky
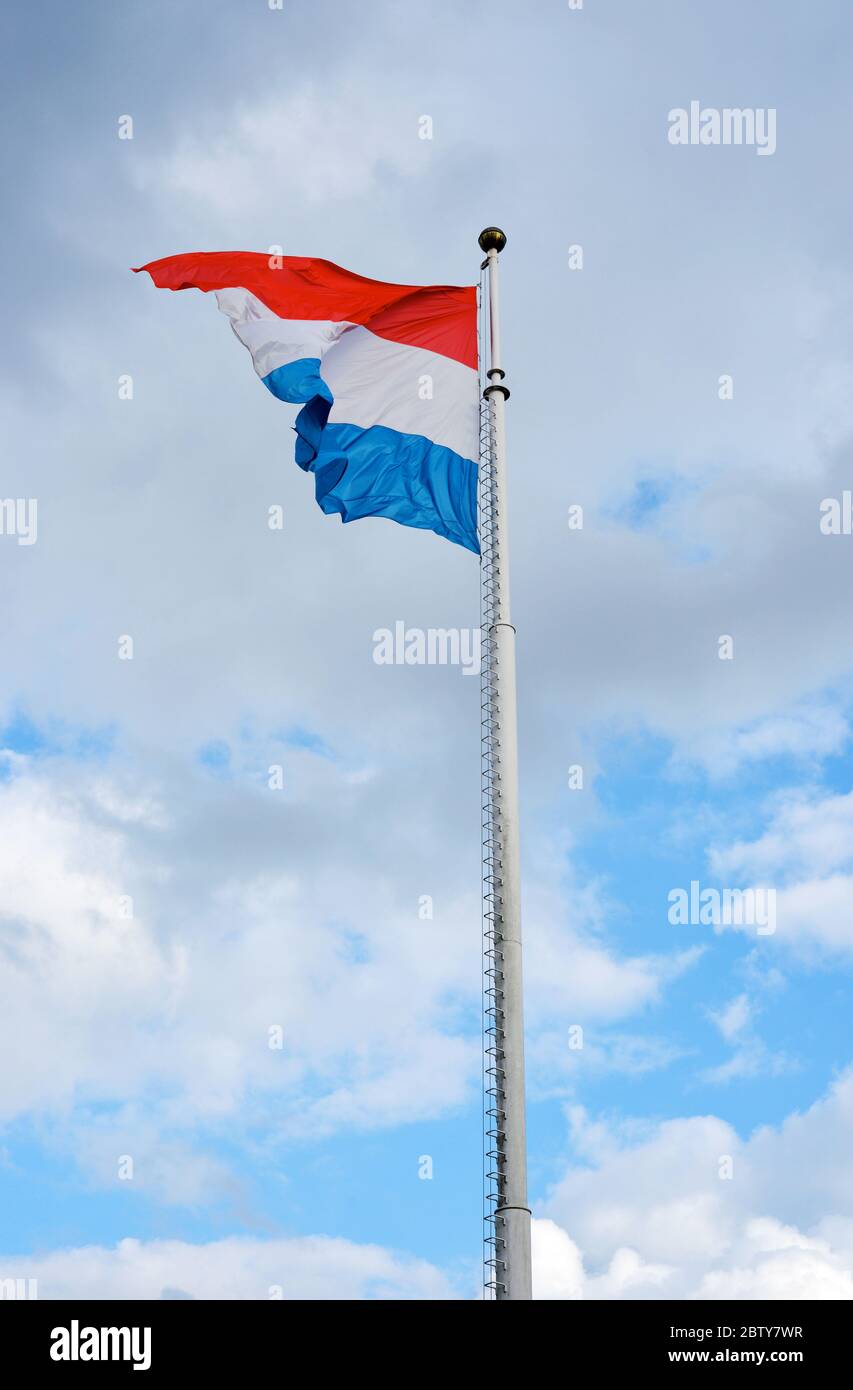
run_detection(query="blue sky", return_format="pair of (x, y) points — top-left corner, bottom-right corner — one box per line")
(2, 0), (853, 1299)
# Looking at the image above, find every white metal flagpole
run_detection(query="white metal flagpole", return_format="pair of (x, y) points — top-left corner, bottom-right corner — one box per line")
(479, 226), (532, 1300)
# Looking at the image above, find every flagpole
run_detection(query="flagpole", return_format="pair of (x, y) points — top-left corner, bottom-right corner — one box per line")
(479, 227), (532, 1300)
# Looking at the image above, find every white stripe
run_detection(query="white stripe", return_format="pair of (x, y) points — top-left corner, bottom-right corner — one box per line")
(215, 289), (479, 461)
(322, 326), (479, 462)
(215, 289), (353, 378)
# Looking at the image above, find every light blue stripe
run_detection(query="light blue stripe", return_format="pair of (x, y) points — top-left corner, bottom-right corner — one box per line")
(262, 357), (332, 406)
(261, 359), (478, 554)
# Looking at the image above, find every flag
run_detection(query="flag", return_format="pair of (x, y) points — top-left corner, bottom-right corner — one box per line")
(135, 252), (480, 552)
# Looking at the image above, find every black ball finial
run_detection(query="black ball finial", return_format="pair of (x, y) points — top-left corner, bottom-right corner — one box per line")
(478, 226), (507, 254)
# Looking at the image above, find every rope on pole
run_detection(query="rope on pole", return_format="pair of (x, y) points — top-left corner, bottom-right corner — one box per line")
(478, 227), (532, 1301)
(479, 261), (501, 1298)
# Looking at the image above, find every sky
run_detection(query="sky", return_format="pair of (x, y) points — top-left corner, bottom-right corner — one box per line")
(2, 0), (853, 1300)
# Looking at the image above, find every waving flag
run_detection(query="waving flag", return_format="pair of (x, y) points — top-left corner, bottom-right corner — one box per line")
(135, 252), (480, 552)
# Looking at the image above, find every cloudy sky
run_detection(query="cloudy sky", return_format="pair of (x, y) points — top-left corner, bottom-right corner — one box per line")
(2, 0), (853, 1300)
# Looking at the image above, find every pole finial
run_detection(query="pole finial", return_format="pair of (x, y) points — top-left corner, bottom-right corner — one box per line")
(478, 226), (507, 254)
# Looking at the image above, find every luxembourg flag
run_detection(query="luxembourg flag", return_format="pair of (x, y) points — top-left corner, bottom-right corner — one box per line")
(134, 252), (480, 553)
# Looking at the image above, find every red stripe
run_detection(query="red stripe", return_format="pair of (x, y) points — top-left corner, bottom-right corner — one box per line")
(134, 252), (478, 370)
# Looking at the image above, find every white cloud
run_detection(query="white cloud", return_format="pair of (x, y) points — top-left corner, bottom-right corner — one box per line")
(713, 790), (853, 883)
(539, 1069), (853, 1299)
(3, 1206), (851, 1301)
(532, 1219), (672, 1299)
(711, 791), (853, 957)
(521, 862), (702, 1030)
(0, 1233), (454, 1301)
(679, 706), (849, 780)
(695, 1218), (853, 1300)
(0, 755), (480, 1143)
(709, 993), (751, 1043)
(528, 1029), (686, 1102)
(0, 751), (687, 1199)
(135, 82), (435, 222)
(701, 992), (793, 1084)
(774, 875), (853, 957)
(531, 1219), (584, 1300)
